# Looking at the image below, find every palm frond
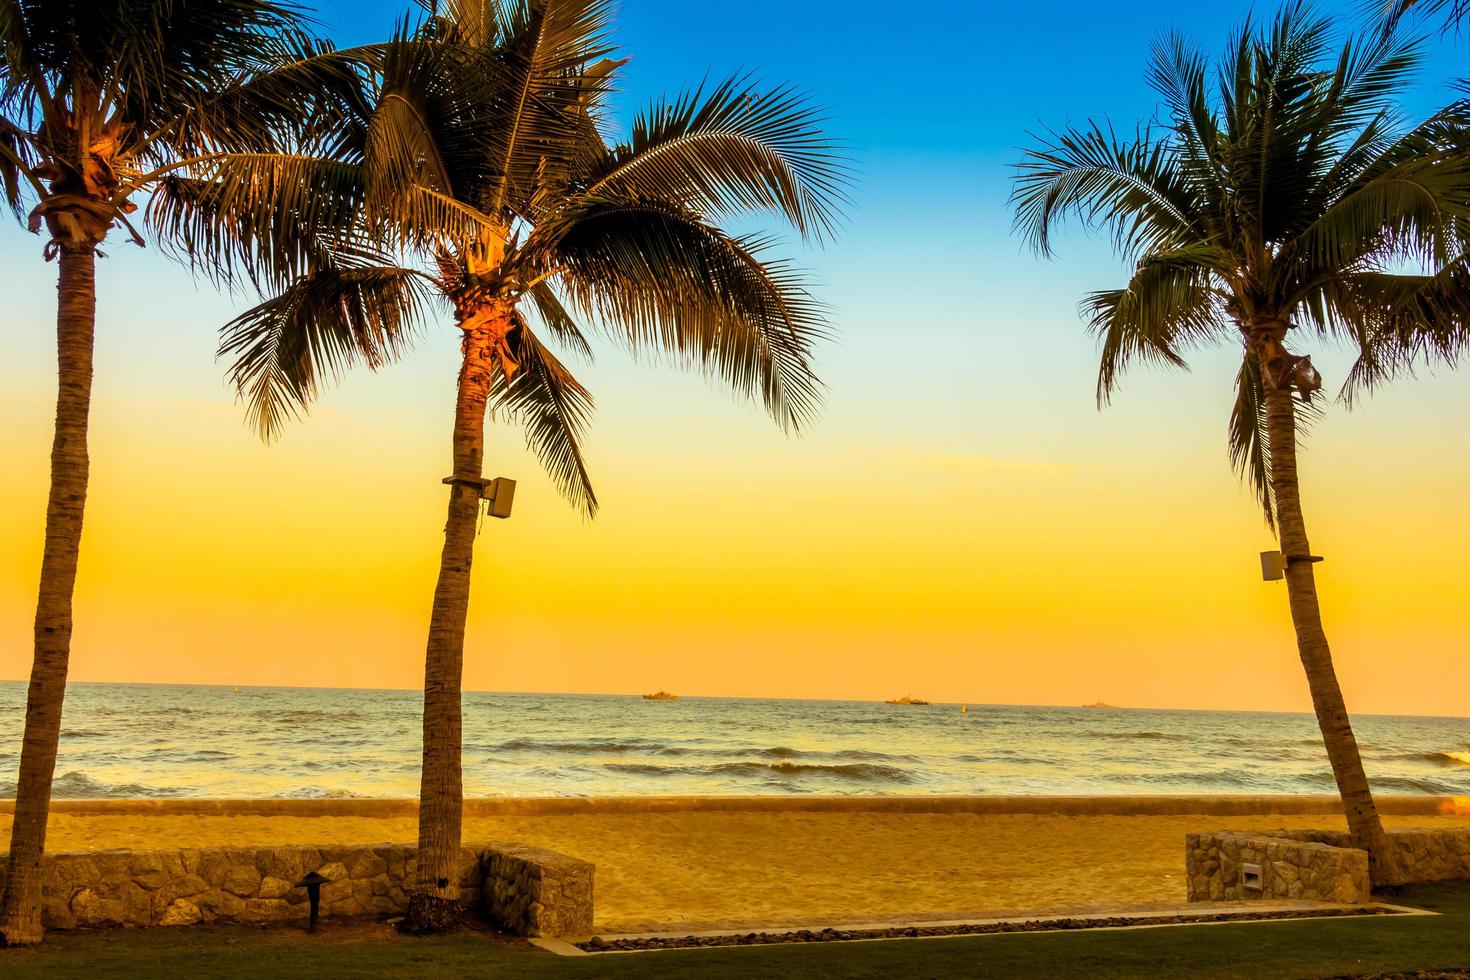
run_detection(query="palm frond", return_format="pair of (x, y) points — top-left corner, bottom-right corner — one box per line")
(1012, 121), (1200, 260)
(0, 109), (35, 218)
(1229, 354), (1276, 529)
(536, 198), (827, 430)
(1294, 117), (1470, 281)
(1316, 259), (1470, 398)
(219, 259), (436, 440)
(494, 319), (598, 514)
(1229, 352), (1324, 528)
(1375, 0), (1470, 33)
(484, 0), (618, 215)
(161, 30), (377, 159)
(1083, 249), (1227, 404)
(524, 279), (593, 361)
(147, 153), (366, 292)
(578, 75), (851, 242)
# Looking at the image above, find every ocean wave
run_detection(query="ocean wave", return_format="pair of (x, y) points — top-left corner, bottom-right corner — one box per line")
(1098, 770), (1268, 789)
(1358, 750), (1470, 767)
(1305, 771), (1465, 795)
(955, 753), (1053, 765)
(0, 770), (177, 799)
(1398, 750), (1470, 767)
(491, 739), (688, 756)
(255, 709), (366, 724)
(603, 761), (916, 783)
(484, 741), (920, 765)
(1370, 775), (1466, 794)
(275, 786), (365, 799)
(756, 746), (802, 758)
(1090, 732), (1190, 742)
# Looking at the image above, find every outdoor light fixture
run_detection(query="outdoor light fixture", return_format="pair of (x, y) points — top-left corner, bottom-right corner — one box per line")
(296, 870), (329, 932)
(1259, 551), (1323, 581)
(441, 474), (517, 519)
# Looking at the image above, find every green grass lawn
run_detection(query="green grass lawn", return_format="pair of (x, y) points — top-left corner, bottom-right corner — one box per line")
(4, 884), (1469, 979)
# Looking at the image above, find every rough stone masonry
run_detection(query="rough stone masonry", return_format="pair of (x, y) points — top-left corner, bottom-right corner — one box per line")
(1186, 827), (1470, 904)
(0, 841), (594, 937)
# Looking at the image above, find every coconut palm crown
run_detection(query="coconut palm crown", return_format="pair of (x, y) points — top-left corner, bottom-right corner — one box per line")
(0, 0), (369, 946)
(209, 0), (849, 930)
(1012, 2), (1470, 885)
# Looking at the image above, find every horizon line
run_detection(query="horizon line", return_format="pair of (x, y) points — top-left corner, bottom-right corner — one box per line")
(3, 677), (1466, 722)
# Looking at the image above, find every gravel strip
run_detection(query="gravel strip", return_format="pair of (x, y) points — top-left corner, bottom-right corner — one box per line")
(578, 906), (1396, 952)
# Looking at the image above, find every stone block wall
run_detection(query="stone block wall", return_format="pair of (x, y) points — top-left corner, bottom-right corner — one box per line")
(1186, 827), (1470, 904)
(1265, 828), (1470, 884)
(1186, 831), (1369, 904)
(483, 841), (595, 937)
(0, 841), (593, 936)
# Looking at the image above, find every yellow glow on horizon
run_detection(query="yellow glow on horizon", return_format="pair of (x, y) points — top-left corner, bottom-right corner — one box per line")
(3, 360), (1469, 719)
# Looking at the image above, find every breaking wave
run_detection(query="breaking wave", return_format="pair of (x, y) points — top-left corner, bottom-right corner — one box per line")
(1091, 731), (1190, 742)
(603, 761), (916, 784)
(0, 770), (176, 799)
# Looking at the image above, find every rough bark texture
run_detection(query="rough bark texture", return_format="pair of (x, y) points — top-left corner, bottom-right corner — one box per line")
(1263, 379), (1405, 889)
(403, 316), (502, 934)
(0, 246), (97, 946)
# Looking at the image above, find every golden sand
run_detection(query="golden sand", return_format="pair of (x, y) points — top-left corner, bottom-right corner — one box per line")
(9, 809), (1470, 931)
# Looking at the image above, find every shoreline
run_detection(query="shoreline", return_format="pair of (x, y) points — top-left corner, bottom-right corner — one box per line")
(7, 799), (1469, 931)
(4, 793), (1468, 818)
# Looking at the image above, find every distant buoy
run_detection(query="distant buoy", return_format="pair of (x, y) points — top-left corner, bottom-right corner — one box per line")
(960, 704), (968, 713)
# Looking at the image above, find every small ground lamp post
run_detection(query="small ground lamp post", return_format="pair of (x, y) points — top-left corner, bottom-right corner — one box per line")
(296, 870), (329, 932)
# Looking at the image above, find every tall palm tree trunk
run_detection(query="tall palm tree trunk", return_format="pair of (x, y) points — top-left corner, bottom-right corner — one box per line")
(403, 318), (499, 934)
(1, 246), (97, 946)
(1263, 381), (1405, 889)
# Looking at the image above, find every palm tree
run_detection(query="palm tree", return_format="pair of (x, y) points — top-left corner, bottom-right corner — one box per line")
(1012, 2), (1470, 887)
(215, 0), (847, 932)
(1378, 0), (1469, 31)
(0, 0), (369, 946)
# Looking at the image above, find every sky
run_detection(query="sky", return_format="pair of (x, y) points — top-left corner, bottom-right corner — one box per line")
(2, 0), (1468, 715)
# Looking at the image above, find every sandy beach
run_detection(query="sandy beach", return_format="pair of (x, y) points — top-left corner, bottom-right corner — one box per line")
(7, 799), (1468, 932)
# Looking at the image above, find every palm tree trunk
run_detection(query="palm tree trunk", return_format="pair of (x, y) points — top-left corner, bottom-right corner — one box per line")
(0, 246), (97, 946)
(1263, 382), (1405, 889)
(402, 318), (499, 934)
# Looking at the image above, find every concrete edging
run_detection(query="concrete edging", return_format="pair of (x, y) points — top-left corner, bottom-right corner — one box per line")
(539, 902), (1435, 956)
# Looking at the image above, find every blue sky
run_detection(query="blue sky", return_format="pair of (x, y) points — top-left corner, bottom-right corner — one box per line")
(3, 0), (1469, 710)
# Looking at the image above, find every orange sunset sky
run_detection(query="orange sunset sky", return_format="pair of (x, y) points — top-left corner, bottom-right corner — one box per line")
(2, 0), (1469, 717)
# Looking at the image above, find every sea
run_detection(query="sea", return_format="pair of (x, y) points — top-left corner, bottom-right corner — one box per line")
(0, 682), (1466, 800)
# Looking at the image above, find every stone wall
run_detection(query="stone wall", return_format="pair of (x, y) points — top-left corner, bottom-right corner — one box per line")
(1187, 827), (1470, 904)
(1266, 828), (1470, 884)
(483, 842), (594, 937)
(1186, 831), (1369, 904)
(0, 841), (593, 936)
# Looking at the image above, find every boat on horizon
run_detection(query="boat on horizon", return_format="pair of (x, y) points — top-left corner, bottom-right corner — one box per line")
(642, 690), (678, 701)
(884, 694), (930, 706)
